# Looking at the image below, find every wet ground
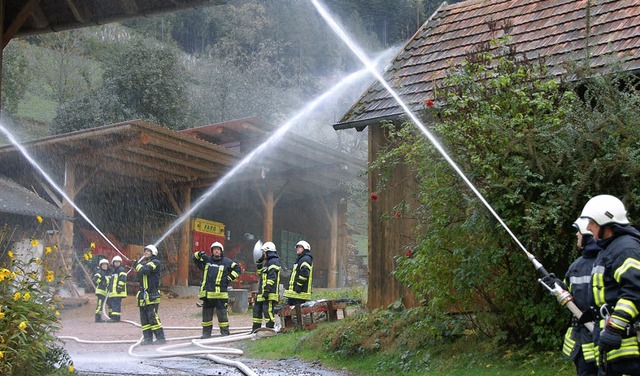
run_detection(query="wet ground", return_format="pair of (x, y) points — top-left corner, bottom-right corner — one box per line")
(58, 295), (353, 375)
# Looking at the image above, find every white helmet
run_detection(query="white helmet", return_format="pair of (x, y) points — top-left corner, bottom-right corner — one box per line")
(112, 256), (122, 263)
(296, 240), (310, 251)
(580, 194), (629, 226)
(144, 244), (158, 256)
(261, 241), (276, 253)
(572, 217), (592, 235)
(99, 258), (109, 266)
(210, 242), (224, 253)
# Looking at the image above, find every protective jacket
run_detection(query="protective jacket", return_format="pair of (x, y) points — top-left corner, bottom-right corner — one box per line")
(562, 235), (600, 363)
(93, 267), (110, 296)
(592, 224), (640, 362)
(109, 264), (127, 298)
(193, 252), (241, 300)
(283, 249), (313, 301)
(135, 256), (161, 306)
(257, 251), (281, 302)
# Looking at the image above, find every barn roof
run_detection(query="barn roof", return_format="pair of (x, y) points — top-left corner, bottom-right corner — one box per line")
(3, 0), (225, 48)
(0, 174), (72, 220)
(335, 0), (640, 130)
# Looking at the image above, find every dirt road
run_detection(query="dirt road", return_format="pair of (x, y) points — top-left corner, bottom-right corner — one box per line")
(57, 295), (352, 375)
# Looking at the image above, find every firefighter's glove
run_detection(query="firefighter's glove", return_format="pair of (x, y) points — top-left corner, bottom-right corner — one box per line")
(262, 290), (270, 300)
(599, 325), (623, 352)
(577, 307), (597, 325)
(293, 284), (303, 293)
(542, 273), (567, 290)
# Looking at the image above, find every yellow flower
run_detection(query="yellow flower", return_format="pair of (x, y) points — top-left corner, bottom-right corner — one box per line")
(7, 250), (13, 259)
(0, 351), (3, 359)
(83, 253), (89, 261)
(23, 292), (31, 301)
(36, 215), (43, 223)
(69, 365), (74, 372)
(55, 310), (60, 317)
(45, 246), (52, 254)
(0, 310), (5, 319)
(31, 239), (39, 247)
(13, 291), (21, 301)
(46, 273), (55, 283)
(18, 321), (27, 331)
(90, 242), (96, 249)
(35, 258), (40, 265)
(53, 245), (58, 251)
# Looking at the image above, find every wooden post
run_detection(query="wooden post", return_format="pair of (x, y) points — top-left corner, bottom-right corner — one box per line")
(176, 184), (191, 286)
(61, 159), (76, 275)
(328, 197), (338, 288)
(262, 185), (274, 242)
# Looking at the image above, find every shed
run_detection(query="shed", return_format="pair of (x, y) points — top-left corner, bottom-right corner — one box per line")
(333, 0), (640, 309)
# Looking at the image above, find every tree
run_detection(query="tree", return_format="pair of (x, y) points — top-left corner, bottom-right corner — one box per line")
(52, 38), (189, 132)
(372, 38), (640, 348)
(1, 41), (33, 116)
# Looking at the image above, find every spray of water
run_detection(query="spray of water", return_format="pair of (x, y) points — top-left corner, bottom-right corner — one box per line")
(154, 66), (375, 245)
(311, 0), (529, 255)
(0, 123), (127, 259)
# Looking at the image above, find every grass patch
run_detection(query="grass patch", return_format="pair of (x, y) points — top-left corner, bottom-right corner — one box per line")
(246, 307), (575, 376)
(17, 91), (58, 123)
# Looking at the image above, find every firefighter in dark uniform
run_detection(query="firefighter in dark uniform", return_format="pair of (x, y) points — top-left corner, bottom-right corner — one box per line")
(252, 241), (281, 332)
(134, 244), (166, 345)
(562, 217), (600, 376)
(93, 258), (110, 322)
(107, 255), (127, 322)
(193, 241), (241, 337)
(284, 240), (313, 306)
(580, 194), (640, 376)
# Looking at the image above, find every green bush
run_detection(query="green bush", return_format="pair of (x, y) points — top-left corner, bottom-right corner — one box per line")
(0, 219), (75, 376)
(372, 37), (640, 349)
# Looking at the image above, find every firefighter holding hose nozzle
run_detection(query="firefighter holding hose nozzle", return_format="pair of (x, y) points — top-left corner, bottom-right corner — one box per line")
(579, 195), (640, 376)
(561, 217), (601, 376)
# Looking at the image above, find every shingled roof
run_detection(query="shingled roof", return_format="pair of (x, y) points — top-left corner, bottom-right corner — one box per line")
(335, 0), (640, 130)
(0, 174), (72, 220)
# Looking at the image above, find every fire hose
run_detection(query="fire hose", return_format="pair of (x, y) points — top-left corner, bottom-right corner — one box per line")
(524, 249), (594, 333)
(58, 293), (273, 376)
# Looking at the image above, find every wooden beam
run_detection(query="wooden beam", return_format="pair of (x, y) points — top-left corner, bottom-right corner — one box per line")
(160, 181), (182, 216)
(2, 0), (40, 48)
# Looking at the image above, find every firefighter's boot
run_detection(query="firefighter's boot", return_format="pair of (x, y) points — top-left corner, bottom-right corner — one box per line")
(95, 313), (103, 323)
(220, 326), (230, 336)
(252, 323), (261, 333)
(153, 328), (166, 345)
(141, 330), (153, 346)
(201, 326), (212, 339)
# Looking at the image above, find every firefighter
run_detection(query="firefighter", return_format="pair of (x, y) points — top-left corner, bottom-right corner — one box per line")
(580, 194), (640, 376)
(107, 255), (127, 322)
(283, 240), (313, 306)
(134, 244), (166, 345)
(193, 241), (241, 337)
(93, 258), (110, 322)
(562, 217), (600, 376)
(252, 241), (281, 332)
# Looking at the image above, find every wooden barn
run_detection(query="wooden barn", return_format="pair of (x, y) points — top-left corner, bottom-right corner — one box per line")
(333, 0), (640, 309)
(0, 118), (366, 290)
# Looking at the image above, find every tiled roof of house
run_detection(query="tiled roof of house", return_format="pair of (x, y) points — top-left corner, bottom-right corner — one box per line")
(0, 175), (72, 220)
(336, 0), (640, 129)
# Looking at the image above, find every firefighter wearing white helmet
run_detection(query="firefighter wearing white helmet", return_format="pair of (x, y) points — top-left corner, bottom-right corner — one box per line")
(193, 241), (241, 337)
(92, 258), (111, 322)
(579, 195), (640, 375)
(134, 244), (166, 345)
(284, 240), (313, 305)
(252, 241), (281, 332)
(107, 255), (127, 322)
(560, 217), (601, 375)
